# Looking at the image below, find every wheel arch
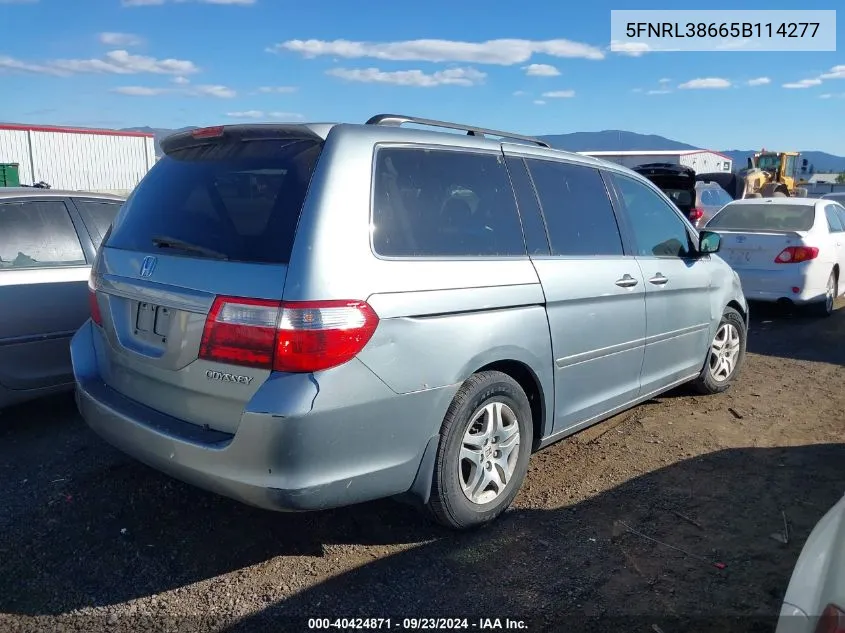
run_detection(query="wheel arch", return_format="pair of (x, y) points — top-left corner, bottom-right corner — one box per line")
(475, 359), (548, 451)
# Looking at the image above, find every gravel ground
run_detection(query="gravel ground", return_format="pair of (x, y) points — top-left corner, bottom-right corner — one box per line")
(1, 302), (843, 633)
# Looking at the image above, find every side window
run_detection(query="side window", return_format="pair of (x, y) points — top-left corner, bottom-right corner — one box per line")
(372, 147), (525, 257)
(504, 156), (549, 255)
(825, 205), (845, 232)
(610, 174), (695, 258)
(74, 199), (122, 249)
(0, 200), (86, 269)
(836, 206), (845, 229)
(524, 158), (623, 256)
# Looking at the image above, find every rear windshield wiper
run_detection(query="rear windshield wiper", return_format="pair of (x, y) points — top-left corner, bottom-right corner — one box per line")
(151, 236), (229, 260)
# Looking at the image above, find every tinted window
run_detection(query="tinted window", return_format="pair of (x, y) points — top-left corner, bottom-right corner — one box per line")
(107, 139), (322, 264)
(525, 159), (623, 256)
(610, 174), (694, 258)
(505, 156), (549, 255)
(836, 206), (845, 228)
(706, 203), (816, 232)
(372, 148), (525, 257)
(75, 199), (121, 249)
(825, 205), (845, 232)
(0, 200), (86, 269)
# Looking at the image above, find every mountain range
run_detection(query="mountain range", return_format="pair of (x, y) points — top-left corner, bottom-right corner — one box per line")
(121, 126), (845, 174)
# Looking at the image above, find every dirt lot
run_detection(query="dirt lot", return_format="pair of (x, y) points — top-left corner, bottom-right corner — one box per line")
(1, 302), (843, 633)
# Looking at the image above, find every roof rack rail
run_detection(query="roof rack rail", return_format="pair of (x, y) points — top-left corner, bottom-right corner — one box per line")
(365, 113), (550, 149)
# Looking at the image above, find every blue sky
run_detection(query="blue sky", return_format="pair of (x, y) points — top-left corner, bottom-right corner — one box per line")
(1, 0), (843, 153)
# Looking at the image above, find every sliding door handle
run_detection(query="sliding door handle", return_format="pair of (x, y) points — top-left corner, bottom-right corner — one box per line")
(615, 274), (639, 288)
(649, 273), (669, 285)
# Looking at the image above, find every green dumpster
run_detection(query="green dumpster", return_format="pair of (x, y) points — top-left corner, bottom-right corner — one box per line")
(0, 163), (21, 187)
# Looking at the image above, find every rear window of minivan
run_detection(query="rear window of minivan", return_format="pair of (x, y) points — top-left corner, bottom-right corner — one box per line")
(106, 139), (322, 264)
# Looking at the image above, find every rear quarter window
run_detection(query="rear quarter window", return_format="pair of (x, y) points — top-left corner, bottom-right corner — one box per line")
(0, 200), (86, 269)
(107, 139), (322, 264)
(372, 147), (526, 257)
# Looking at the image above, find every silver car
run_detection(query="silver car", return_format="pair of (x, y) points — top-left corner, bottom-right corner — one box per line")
(71, 115), (748, 529)
(0, 188), (124, 409)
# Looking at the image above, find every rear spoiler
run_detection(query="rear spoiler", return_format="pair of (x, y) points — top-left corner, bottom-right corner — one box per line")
(160, 124), (331, 155)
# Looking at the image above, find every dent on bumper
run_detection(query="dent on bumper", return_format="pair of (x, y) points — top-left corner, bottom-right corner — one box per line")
(71, 321), (457, 512)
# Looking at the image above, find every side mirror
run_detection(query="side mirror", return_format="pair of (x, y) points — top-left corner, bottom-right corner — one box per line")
(698, 230), (721, 254)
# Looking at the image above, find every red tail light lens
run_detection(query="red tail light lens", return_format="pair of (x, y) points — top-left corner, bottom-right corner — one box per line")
(198, 297), (379, 373)
(689, 208), (704, 223)
(88, 283), (103, 327)
(816, 604), (845, 633)
(775, 246), (819, 263)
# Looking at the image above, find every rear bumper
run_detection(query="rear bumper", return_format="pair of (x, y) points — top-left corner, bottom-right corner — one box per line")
(71, 321), (457, 512)
(734, 265), (830, 304)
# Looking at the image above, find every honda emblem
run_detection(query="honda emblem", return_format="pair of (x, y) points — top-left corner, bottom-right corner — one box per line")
(139, 256), (157, 278)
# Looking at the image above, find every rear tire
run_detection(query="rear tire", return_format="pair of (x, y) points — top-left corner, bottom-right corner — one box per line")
(427, 371), (533, 530)
(692, 307), (746, 395)
(808, 271), (837, 318)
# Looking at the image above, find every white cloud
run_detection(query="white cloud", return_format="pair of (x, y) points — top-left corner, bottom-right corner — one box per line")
(533, 100), (546, 105)
(523, 63), (560, 77)
(226, 110), (304, 120)
(658, 77), (671, 84)
(226, 110), (264, 118)
(111, 86), (171, 95)
(783, 78), (822, 89)
(257, 85), (298, 93)
(820, 93), (833, 99)
(610, 41), (652, 57)
(123, 0), (254, 5)
(271, 37), (605, 64)
(678, 77), (731, 89)
(171, 75), (190, 84)
(326, 66), (486, 87)
(647, 89), (672, 95)
(112, 83), (235, 98)
(189, 84), (236, 98)
(0, 55), (64, 75)
(513, 90), (527, 96)
(99, 32), (144, 46)
(4, 50), (200, 76)
(819, 65), (845, 80)
(542, 89), (575, 98)
(747, 77), (770, 86)
(631, 88), (643, 93)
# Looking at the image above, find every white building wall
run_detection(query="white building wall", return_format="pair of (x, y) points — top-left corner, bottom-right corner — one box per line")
(0, 129), (34, 185)
(679, 152), (732, 173)
(0, 128), (153, 192)
(580, 153), (684, 169)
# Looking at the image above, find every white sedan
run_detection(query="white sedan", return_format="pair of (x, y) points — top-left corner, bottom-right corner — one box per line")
(775, 492), (845, 633)
(704, 197), (845, 317)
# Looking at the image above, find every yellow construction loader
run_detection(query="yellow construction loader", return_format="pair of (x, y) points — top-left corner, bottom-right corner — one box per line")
(696, 150), (809, 200)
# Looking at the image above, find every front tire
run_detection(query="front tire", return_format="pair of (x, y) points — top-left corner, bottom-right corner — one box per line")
(427, 371), (533, 530)
(693, 307), (746, 395)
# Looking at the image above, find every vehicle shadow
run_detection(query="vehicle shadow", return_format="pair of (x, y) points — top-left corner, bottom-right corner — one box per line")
(3, 395), (842, 633)
(223, 443), (844, 633)
(0, 396), (449, 617)
(746, 299), (845, 366)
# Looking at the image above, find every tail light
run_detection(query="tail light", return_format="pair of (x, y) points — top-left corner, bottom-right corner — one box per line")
(199, 296), (379, 373)
(192, 126), (225, 139)
(689, 208), (704, 225)
(88, 280), (103, 327)
(816, 604), (845, 633)
(775, 246), (819, 263)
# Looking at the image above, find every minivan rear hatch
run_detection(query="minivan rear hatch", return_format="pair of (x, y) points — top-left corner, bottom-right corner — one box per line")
(90, 125), (324, 433)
